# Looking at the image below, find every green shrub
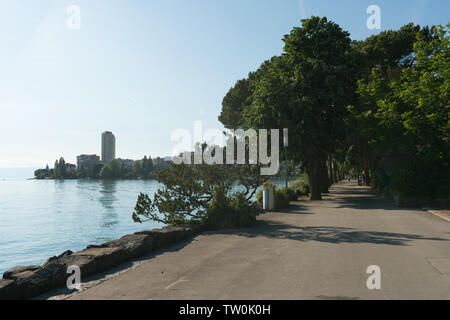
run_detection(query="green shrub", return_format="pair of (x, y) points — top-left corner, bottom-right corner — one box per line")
(286, 187), (297, 201)
(255, 189), (263, 204)
(132, 162), (267, 229)
(228, 193), (259, 228)
(275, 188), (291, 209)
(288, 176), (310, 196)
(204, 190), (259, 229)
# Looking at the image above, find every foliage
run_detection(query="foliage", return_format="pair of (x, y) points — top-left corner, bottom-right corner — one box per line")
(352, 24), (449, 197)
(99, 159), (121, 179)
(35, 155), (157, 180)
(274, 187), (295, 209)
(288, 176), (310, 196)
(219, 17), (448, 202)
(140, 156), (154, 179)
(34, 166), (53, 179)
(205, 191), (259, 229)
(219, 17), (357, 200)
(132, 163), (267, 229)
(218, 78), (252, 129)
(54, 158), (67, 179)
(35, 158), (76, 179)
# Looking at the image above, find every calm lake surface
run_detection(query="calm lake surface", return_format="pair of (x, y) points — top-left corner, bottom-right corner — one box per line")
(0, 177), (291, 275)
(0, 179), (164, 275)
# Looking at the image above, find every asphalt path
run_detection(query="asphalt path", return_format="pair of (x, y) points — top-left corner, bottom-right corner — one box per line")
(46, 181), (450, 300)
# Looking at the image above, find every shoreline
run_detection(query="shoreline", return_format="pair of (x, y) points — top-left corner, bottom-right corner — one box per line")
(0, 178), (291, 280)
(0, 223), (206, 300)
(32, 177), (157, 181)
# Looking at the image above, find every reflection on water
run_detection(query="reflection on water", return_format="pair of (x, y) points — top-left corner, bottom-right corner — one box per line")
(53, 180), (67, 214)
(99, 180), (118, 227)
(99, 180), (117, 209)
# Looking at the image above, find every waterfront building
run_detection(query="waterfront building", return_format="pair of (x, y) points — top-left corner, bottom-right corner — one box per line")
(116, 158), (134, 170)
(153, 156), (171, 170)
(101, 131), (116, 164)
(76, 154), (100, 170)
(152, 157), (163, 166)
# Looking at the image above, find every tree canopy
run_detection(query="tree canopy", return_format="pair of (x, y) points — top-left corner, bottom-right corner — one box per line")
(218, 17), (449, 201)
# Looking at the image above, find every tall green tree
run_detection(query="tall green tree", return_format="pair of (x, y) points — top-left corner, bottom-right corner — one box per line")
(53, 157), (67, 179)
(99, 159), (121, 179)
(54, 160), (59, 178)
(218, 78), (251, 129)
(143, 155), (154, 178)
(218, 58), (279, 131)
(242, 17), (356, 199)
(59, 157), (66, 179)
(140, 156), (154, 179)
(133, 161), (143, 177)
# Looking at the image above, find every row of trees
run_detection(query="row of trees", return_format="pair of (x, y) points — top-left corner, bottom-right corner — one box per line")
(348, 24), (449, 198)
(133, 17), (448, 230)
(132, 156), (154, 179)
(34, 155), (159, 180)
(218, 17), (449, 200)
(98, 157), (155, 179)
(34, 158), (74, 179)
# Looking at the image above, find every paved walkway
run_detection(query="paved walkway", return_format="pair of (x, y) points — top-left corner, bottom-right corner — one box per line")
(44, 182), (450, 300)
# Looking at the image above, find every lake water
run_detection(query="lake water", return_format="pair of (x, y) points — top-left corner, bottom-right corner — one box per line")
(0, 177), (292, 275)
(0, 179), (164, 275)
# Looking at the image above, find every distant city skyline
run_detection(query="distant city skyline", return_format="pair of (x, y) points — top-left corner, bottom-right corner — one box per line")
(75, 131), (171, 172)
(1, 0), (449, 168)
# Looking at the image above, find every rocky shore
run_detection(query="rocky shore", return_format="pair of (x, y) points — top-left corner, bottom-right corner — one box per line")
(0, 224), (205, 300)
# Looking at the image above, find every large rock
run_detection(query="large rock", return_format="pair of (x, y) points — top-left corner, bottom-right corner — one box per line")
(3, 265), (41, 280)
(96, 233), (154, 258)
(137, 224), (202, 250)
(7, 247), (127, 299)
(44, 250), (73, 265)
(14, 262), (67, 298)
(60, 246), (127, 276)
(0, 279), (19, 300)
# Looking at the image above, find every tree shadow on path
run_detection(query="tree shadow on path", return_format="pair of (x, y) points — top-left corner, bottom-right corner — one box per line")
(324, 183), (420, 211)
(219, 220), (449, 246)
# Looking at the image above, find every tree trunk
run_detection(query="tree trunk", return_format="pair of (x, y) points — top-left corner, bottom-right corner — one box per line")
(333, 161), (338, 183)
(320, 160), (329, 193)
(328, 156), (333, 183)
(328, 156), (337, 184)
(308, 161), (322, 200)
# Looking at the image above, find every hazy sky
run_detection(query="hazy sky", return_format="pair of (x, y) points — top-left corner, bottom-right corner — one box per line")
(0, 0), (448, 168)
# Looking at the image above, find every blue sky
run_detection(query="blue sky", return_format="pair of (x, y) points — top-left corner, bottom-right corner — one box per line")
(0, 0), (448, 168)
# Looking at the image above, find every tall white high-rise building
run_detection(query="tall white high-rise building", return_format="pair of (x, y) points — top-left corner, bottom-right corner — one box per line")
(101, 131), (116, 164)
